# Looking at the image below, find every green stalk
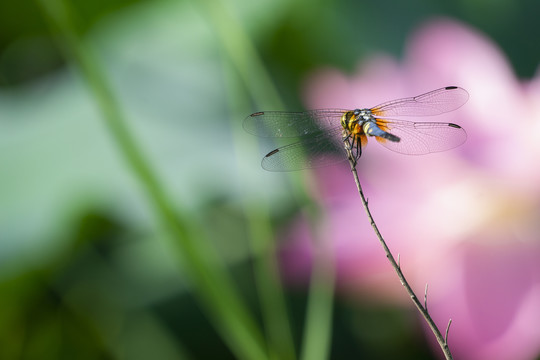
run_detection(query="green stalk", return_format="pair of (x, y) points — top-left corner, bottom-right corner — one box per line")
(195, 0), (283, 110)
(195, 0), (336, 358)
(194, 0), (300, 358)
(35, 1), (268, 359)
(222, 58), (296, 360)
(300, 229), (335, 360)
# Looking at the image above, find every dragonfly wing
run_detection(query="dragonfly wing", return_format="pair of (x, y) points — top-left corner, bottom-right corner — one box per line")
(261, 129), (349, 171)
(375, 119), (467, 155)
(371, 86), (469, 117)
(243, 109), (347, 138)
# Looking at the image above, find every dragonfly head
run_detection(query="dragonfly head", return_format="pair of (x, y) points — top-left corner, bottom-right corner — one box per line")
(341, 110), (356, 129)
(341, 109), (361, 126)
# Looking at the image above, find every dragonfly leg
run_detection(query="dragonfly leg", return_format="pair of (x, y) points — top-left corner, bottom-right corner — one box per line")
(342, 133), (352, 150)
(342, 133), (361, 167)
(354, 136), (362, 161)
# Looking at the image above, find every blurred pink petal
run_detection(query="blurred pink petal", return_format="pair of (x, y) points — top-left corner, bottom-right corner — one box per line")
(282, 17), (540, 360)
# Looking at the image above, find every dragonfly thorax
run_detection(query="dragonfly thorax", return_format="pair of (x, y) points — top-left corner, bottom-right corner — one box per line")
(341, 108), (375, 134)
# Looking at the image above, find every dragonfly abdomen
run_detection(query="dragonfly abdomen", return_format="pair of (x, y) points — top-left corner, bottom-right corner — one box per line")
(363, 122), (400, 142)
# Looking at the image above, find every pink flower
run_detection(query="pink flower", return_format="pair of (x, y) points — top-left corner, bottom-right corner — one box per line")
(280, 18), (540, 360)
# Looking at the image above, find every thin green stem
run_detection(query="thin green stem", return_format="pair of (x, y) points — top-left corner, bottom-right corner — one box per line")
(195, 1), (336, 358)
(222, 59), (296, 360)
(247, 208), (297, 360)
(36, 1), (268, 359)
(195, 0), (283, 110)
(344, 145), (453, 360)
(300, 220), (335, 360)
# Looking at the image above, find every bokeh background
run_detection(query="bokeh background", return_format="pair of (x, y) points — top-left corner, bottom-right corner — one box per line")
(1, 0), (540, 359)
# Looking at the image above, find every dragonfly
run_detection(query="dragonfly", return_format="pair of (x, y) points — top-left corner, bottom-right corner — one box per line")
(243, 86), (469, 171)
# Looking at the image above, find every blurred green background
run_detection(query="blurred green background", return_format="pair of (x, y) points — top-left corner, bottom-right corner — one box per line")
(1, 0), (539, 359)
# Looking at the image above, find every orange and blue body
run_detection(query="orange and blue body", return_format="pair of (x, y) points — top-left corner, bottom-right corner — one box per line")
(244, 86), (469, 171)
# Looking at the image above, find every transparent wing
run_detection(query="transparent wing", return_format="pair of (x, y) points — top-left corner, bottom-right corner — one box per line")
(260, 128), (349, 171)
(371, 86), (469, 117)
(375, 118), (467, 155)
(243, 109), (347, 138)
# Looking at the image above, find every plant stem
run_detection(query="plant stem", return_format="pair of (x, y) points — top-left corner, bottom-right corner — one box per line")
(221, 57), (297, 360)
(194, 0), (335, 358)
(195, 0), (283, 110)
(36, 1), (268, 359)
(300, 223), (335, 360)
(345, 148), (453, 360)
